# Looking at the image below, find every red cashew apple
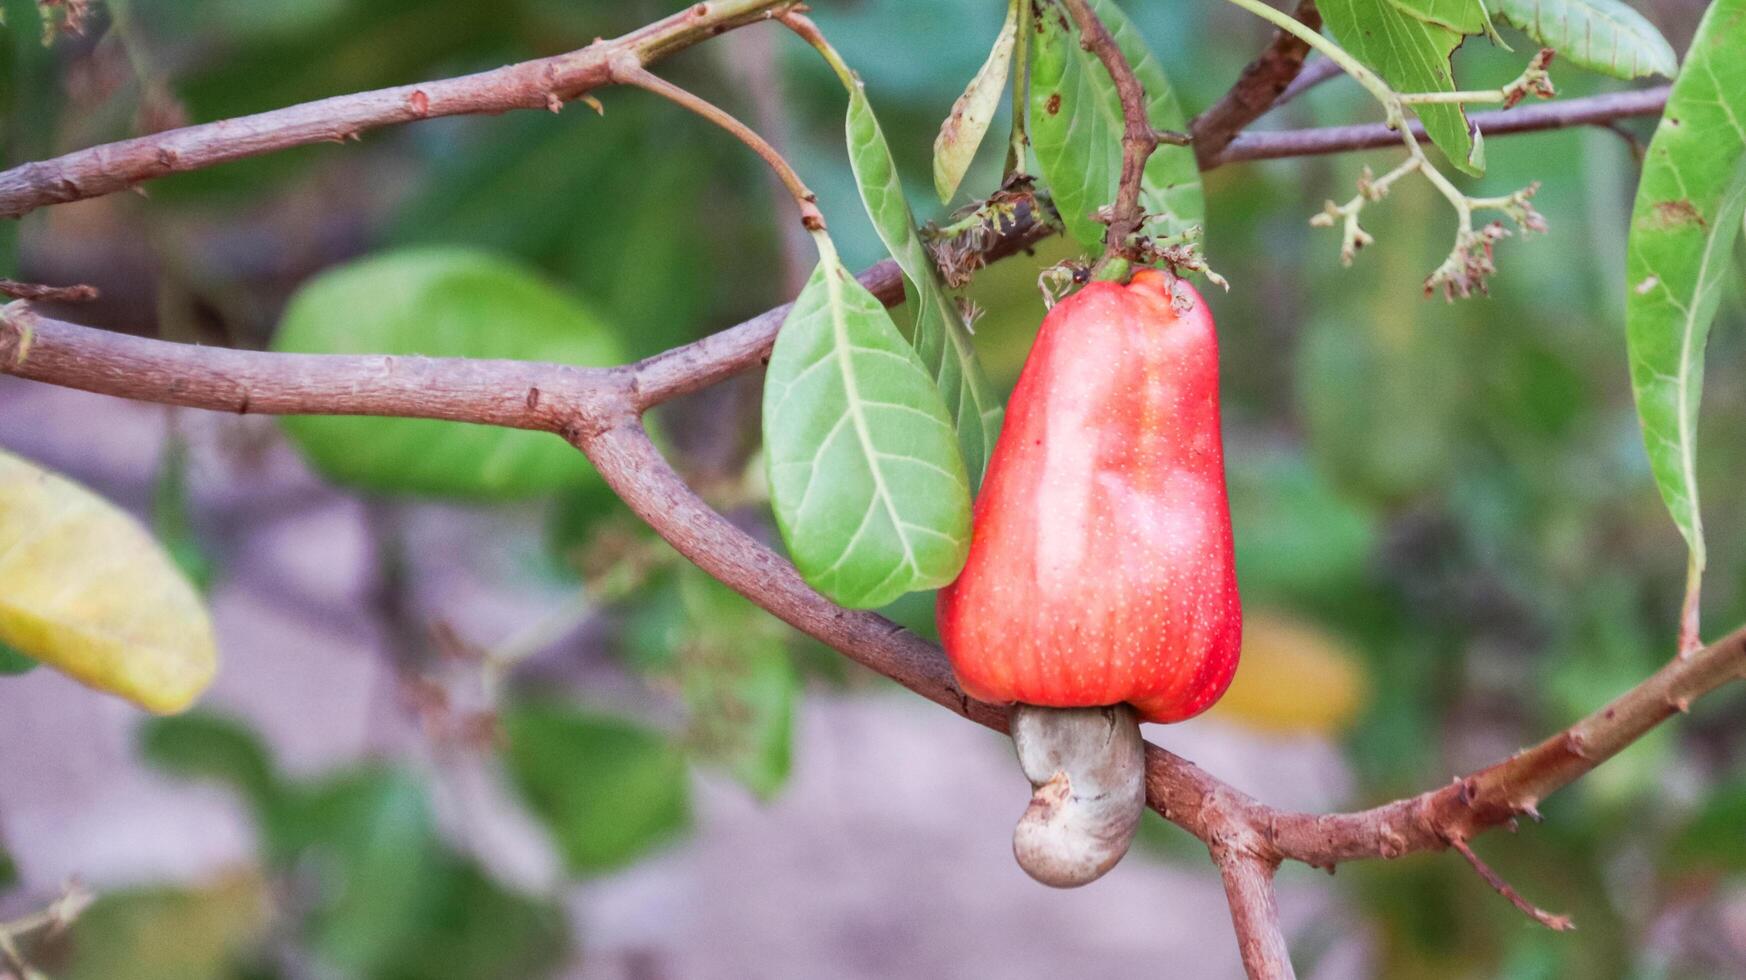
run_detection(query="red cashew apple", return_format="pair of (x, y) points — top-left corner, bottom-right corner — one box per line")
(937, 268), (1242, 886)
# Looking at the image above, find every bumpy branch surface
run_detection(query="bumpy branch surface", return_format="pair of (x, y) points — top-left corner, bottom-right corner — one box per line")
(0, 0), (796, 219)
(1216, 849), (1294, 980)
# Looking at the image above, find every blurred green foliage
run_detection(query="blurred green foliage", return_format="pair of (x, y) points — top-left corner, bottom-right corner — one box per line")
(2, 0), (1744, 976)
(501, 703), (691, 874)
(123, 712), (571, 979)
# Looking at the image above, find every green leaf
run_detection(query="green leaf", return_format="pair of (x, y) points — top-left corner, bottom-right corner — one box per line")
(1625, 0), (1746, 586)
(139, 712), (283, 816)
(501, 703), (690, 874)
(0, 449), (216, 713)
(272, 247), (625, 499)
(1321, 0), (1484, 175)
(844, 78), (1004, 488)
(1028, 0), (1205, 249)
(1491, 0), (1677, 79)
(933, 0), (1020, 204)
(762, 257), (973, 609)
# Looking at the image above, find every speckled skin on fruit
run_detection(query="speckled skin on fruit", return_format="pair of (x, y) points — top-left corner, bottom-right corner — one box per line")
(937, 269), (1241, 724)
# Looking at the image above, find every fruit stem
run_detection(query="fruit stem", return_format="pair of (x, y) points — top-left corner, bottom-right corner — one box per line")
(1009, 703), (1147, 888)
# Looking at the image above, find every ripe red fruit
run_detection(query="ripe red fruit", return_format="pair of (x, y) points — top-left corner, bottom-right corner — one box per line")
(937, 269), (1241, 724)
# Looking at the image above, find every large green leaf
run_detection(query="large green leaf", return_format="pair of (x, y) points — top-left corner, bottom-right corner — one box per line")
(1028, 0), (1205, 250)
(1625, 0), (1746, 589)
(933, 0), (1020, 204)
(844, 78), (1004, 488)
(273, 247), (624, 499)
(1321, 0), (1484, 175)
(1491, 0), (1677, 79)
(501, 703), (690, 875)
(762, 258), (973, 609)
(0, 450), (216, 713)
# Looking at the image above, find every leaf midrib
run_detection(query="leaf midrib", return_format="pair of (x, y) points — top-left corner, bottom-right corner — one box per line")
(821, 264), (922, 584)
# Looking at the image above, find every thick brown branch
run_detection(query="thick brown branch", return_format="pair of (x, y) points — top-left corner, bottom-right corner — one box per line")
(0, 301), (625, 431)
(1214, 849), (1295, 980)
(0, 0), (792, 220)
(574, 418), (1011, 731)
(630, 199), (1052, 409)
(1253, 622), (1746, 868)
(1213, 86), (1669, 164)
(1191, 0), (1322, 166)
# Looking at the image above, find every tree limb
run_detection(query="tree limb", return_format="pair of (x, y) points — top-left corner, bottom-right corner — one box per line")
(1212, 86), (1669, 164)
(1191, 0), (1322, 166)
(8, 288), (1744, 879)
(0, 0), (796, 220)
(1214, 848), (1295, 980)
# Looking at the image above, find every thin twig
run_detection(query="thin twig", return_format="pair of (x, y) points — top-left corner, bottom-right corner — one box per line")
(1449, 837), (1576, 931)
(0, 279), (98, 303)
(1191, 0), (1322, 167)
(610, 61), (824, 231)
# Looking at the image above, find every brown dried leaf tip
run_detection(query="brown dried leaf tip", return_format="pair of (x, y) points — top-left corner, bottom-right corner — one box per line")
(1425, 183), (1547, 301)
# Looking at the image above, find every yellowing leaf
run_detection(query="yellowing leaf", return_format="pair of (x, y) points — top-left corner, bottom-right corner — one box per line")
(1207, 612), (1368, 735)
(932, 0), (1019, 204)
(0, 450), (216, 713)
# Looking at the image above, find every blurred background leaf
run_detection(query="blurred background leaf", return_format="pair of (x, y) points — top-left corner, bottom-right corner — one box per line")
(272, 247), (624, 499)
(501, 702), (690, 875)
